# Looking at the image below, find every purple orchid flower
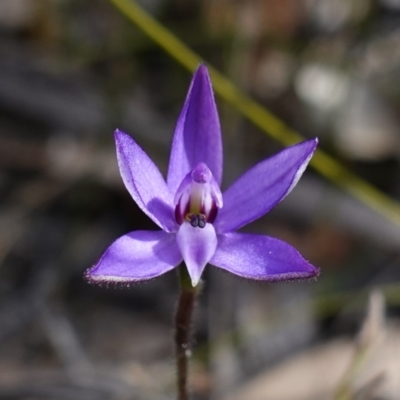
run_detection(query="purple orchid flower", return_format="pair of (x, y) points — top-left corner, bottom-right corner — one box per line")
(87, 65), (319, 287)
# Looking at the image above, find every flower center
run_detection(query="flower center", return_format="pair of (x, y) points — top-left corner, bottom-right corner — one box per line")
(186, 213), (206, 228)
(174, 163), (223, 228)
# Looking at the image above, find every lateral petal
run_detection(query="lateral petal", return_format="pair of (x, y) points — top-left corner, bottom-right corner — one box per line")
(214, 139), (317, 233)
(176, 222), (218, 286)
(87, 230), (182, 283)
(115, 130), (177, 232)
(167, 65), (223, 195)
(211, 233), (319, 281)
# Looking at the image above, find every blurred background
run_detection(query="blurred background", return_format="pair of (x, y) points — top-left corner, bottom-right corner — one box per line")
(1, 0), (400, 399)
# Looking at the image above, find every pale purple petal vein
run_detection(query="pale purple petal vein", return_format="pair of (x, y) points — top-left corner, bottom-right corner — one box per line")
(176, 222), (218, 286)
(167, 64), (223, 194)
(88, 230), (182, 283)
(210, 233), (319, 281)
(115, 129), (177, 232)
(214, 139), (318, 233)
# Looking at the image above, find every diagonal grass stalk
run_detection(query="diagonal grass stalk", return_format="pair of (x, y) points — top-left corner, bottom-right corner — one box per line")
(109, 0), (400, 228)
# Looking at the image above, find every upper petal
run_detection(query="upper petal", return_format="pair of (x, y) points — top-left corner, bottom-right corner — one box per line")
(210, 232), (319, 281)
(214, 139), (317, 233)
(176, 222), (218, 286)
(167, 65), (223, 195)
(86, 230), (182, 283)
(115, 130), (177, 232)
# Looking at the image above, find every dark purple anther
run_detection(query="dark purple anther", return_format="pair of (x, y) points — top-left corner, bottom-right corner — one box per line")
(188, 213), (207, 229)
(198, 215), (206, 228)
(189, 215), (199, 228)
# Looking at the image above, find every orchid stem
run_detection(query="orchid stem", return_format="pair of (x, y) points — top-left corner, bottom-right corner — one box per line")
(175, 264), (199, 400)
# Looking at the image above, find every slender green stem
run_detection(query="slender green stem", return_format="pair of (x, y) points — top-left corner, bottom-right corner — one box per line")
(174, 264), (200, 400)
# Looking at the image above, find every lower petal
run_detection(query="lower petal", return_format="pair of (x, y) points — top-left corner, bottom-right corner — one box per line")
(210, 233), (319, 281)
(87, 230), (182, 283)
(176, 222), (218, 286)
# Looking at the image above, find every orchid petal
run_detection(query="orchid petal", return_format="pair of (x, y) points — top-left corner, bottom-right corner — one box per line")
(176, 222), (218, 286)
(87, 230), (182, 283)
(115, 130), (177, 232)
(167, 65), (223, 195)
(211, 233), (319, 281)
(214, 139), (317, 233)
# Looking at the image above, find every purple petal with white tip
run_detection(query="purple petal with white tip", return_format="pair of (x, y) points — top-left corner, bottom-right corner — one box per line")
(176, 222), (218, 286)
(87, 230), (182, 283)
(211, 233), (319, 281)
(214, 139), (317, 233)
(167, 65), (223, 195)
(115, 130), (177, 232)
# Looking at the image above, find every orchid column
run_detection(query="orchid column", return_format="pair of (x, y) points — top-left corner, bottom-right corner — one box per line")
(87, 65), (319, 400)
